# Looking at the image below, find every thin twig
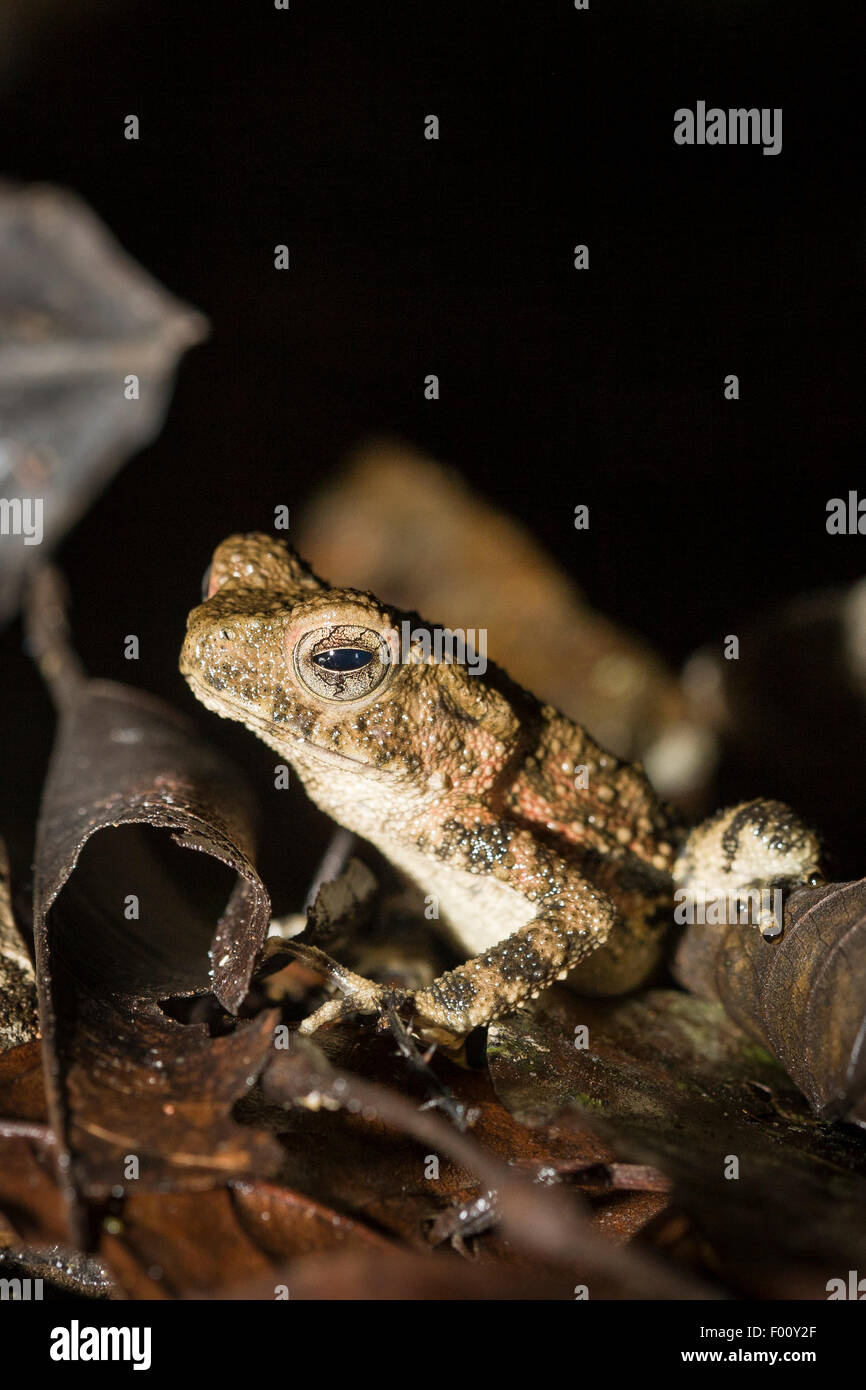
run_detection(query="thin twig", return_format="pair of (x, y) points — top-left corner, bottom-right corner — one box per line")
(23, 564), (87, 710)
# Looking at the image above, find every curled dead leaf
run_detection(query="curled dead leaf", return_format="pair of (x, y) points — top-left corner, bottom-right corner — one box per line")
(673, 878), (866, 1124)
(26, 569), (281, 1233)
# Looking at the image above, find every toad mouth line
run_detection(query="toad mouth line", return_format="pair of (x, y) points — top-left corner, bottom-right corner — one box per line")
(182, 670), (386, 774)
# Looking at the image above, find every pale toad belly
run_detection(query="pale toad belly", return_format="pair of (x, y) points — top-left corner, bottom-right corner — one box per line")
(289, 751), (533, 956)
(373, 838), (536, 957)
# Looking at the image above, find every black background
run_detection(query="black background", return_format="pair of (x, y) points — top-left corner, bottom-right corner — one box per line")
(0, 0), (863, 907)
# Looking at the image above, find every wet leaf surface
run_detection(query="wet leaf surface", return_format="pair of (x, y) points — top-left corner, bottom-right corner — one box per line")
(0, 1243), (115, 1300)
(0, 1039), (48, 1131)
(252, 1026), (612, 1252)
(488, 987), (866, 1296)
(0, 1134), (67, 1249)
(96, 1185), (394, 1300)
(673, 879), (866, 1124)
(247, 1030), (711, 1299)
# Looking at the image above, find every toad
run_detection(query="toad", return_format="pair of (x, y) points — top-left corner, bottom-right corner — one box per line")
(180, 533), (821, 1041)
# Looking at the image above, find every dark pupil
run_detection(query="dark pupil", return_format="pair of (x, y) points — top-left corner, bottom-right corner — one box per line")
(313, 647), (373, 673)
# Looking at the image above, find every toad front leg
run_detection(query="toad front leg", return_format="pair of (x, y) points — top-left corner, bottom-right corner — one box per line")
(301, 824), (621, 1044)
(411, 895), (616, 1043)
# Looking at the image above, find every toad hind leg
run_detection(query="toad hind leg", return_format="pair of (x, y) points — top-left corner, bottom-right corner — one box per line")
(673, 797), (821, 937)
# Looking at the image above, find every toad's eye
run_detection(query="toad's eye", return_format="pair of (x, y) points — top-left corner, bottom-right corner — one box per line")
(292, 625), (392, 702)
(200, 564), (212, 601)
(312, 647), (373, 673)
